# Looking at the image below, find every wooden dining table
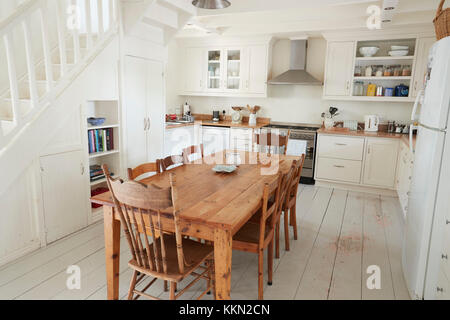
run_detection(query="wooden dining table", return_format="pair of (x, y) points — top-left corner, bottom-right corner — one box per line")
(90, 151), (300, 300)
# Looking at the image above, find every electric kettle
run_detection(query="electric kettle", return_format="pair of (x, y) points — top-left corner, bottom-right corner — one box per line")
(364, 115), (380, 132)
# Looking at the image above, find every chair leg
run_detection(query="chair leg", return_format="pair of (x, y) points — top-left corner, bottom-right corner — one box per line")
(275, 222), (280, 259)
(258, 249), (264, 300)
(268, 239), (274, 286)
(127, 270), (138, 300)
(284, 210), (290, 252)
(170, 281), (176, 300)
(164, 280), (168, 292)
(291, 205), (298, 240)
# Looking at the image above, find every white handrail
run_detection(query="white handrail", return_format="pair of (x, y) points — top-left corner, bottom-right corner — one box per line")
(0, 0), (39, 38)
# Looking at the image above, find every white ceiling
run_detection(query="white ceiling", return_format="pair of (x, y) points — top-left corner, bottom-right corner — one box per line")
(178, 0), (440, 38)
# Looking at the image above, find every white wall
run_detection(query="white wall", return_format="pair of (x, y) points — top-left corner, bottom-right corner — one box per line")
(168, 38), (413, 125)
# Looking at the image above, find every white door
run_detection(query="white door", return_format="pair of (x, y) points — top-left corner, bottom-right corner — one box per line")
(124, 56), (148, 169)
(184, 47), (205, 92)
(146, 59), (165, 162)
(245, 45), (267, 94)
(323, 41), (354, 96)
(40, 150), (88, 243)
(362, 138), (399, 188)
(403, 126), (446, 299)
(411, 37), (435, 97)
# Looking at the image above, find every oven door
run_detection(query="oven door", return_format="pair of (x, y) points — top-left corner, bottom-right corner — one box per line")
(287, 132), (315, 179)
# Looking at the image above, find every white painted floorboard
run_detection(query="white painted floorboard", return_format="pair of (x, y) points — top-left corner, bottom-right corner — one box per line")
(0, 186), (410, 300)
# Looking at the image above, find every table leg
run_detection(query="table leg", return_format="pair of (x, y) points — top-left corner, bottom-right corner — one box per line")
(104, 206), (121, 300)
(214, 228), (232, 300)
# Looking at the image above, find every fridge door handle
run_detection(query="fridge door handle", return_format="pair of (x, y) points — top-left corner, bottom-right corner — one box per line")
(409, 125), (417, 154)
(411, 90), (423, 121)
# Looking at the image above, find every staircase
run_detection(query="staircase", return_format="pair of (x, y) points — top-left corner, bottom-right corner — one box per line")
(0, 0), (119, 149)
(0, 0), (194, 196)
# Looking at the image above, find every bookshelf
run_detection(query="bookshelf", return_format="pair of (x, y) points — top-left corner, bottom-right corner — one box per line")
(84, 100), (121, 223)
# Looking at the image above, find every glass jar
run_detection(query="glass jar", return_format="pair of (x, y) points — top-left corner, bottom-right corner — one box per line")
(354, 66), (362, 77)
(365, 65), (373, 77)
(353, 81), (364, 96)
(375, 65), (383, 77)
(383, 66), (392, 77)
(393, 65), (402, 77)
(402, 65), (412, 77)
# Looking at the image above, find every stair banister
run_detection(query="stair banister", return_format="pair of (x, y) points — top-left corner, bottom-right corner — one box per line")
(97, 0), (104, 35)
(38, 0), (54, 92)
(55, 0), (68, 77)
(85, 0), (93, 50)
(3, 33), (21, 126)
(23, 17), (40, 108)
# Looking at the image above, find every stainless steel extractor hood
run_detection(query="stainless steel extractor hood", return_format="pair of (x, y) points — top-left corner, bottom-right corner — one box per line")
(268, 39), (322, 86)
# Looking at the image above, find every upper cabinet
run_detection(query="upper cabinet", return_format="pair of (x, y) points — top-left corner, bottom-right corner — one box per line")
(323, 41), (355, 96)
(323, 36), (436, 102)
(179, 38), (272, 98)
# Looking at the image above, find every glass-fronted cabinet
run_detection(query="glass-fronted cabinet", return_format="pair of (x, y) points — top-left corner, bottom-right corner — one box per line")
(225, 49), (241, 91)
(207, 50), (222, 91)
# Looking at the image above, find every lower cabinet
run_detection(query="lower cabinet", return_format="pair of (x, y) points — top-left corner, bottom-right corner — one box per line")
(202, 127), (230, 156)
(363, 138), (399, 188)
(315, 134), (400, 190)
(40, 150), (89, 243)
(230, 128), (254, 151)
(164, 126), (197, 157)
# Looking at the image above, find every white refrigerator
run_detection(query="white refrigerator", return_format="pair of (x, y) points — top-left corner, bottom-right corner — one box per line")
(402, 36), (450, 300)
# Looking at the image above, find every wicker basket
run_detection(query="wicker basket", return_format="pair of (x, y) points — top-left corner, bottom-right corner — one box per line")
(434, 0), (450, 40)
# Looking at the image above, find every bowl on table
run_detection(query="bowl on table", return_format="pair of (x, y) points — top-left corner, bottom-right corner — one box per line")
(359, 47), (379, 57)
(391, 45), (409, 51)
(212, 165), (237, 173)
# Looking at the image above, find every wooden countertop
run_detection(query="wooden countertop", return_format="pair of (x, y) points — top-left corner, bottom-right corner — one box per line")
(317, 128), (416, 150)
(166, 120), (269, 130)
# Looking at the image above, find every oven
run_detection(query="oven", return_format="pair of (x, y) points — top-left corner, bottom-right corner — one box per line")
(262, 123), (319, 184)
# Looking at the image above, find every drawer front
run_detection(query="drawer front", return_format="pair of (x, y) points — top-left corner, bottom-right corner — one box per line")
(318, 135), (365, 160)
(230, 128), (253, 140)
(316, 157), (362, 184)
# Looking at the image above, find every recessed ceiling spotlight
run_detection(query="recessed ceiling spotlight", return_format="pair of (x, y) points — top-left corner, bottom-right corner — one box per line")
(192, 0), (231, 9)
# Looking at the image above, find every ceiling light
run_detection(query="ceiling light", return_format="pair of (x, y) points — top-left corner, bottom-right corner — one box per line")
(192, 0), (231, 10)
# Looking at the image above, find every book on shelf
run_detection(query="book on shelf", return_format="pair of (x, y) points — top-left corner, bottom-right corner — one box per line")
(89, 164), (113, 182)
(88, 128), (115, 154)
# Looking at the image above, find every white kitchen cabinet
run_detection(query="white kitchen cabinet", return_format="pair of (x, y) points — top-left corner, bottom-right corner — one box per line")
(323, 41), (355, 97)
(164, 125), (197, 157)
(40, 150), (89, 243)
(230, 127), (254, 151)
(184, 47), (205, 93)
(363, 138), (399, 188)
(180, 39), (271, 97)
(243, 45), (268, 94)
(396, 142), (414, 217)
(202, 127), (230, 156)
(412, 37), (435, 97)
(316, 157), (362, 184)
(124, 56), (165, 169)
(317, 135), (364, 161)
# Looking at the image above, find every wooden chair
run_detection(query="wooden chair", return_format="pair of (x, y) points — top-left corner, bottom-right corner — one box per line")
(160, 155), (184, 172)
(282, 154), (305, 252)
(274, 161), (297, 259)
(182, 144), (204, 163)
(232, 172), (284, 300)
(127, 161), (161, 181)
(254, 131), (290, 155)
(103, 165), (215, 300)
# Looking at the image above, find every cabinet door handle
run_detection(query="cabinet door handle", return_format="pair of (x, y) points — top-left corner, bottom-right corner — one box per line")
(81, 163), (85, 175)
(147, 117), (151, 131)
(335, 143), (347, 146)
(144, 118), (148, 131)
(334, 165), (345, 168)
(442, 254), (448, 260)
(346, 81), (350, 93)
(437, 287), (444, 293)
(414, 81), (418, 92)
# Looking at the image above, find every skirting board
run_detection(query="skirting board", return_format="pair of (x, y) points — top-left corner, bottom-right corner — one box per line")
(315, 180), (397, 197)
(0, 240), (41, 268)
